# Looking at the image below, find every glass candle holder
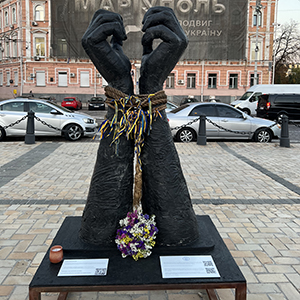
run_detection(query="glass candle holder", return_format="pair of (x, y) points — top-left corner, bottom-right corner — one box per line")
(49, 245), (63, 263)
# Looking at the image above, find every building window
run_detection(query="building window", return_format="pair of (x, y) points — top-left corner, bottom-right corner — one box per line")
(36, 71), (46, 86)
(0, 73), (3, 86)
(4, 11), (8, 26)
(13, 40), (17, 57)
(12, 7), (16, 24)
(0, 45), (2, 60)
(6, 71), (10, 86)
(58, 72), (68, 87)
(251, 41), (262, 61)
(0, 14), (2, 29)
(5, 42), (9, 58)
(80, 71), (90, 87)
(14, 71), (18, 86)
(229, 74), (238, 89)
(35, 37), (45, 57)
(58, 39), (68, 56)
(35, 5), (45, 21)
(208, 74), (217, 89)
(187, 73), (196, 88)
(166, 73), (175, 88)
(250, 74), (260, 86)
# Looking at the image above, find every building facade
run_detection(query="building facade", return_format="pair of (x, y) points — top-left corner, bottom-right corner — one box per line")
(0, 0), (277, 104)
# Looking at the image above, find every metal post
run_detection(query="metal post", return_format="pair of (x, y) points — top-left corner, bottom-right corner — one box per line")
(272, 0), (279, 84)
(197, 115), (206, 145)
(25, 110), (35, 144)
(280, 115), (290, 148)
(254, 0), (262, 86)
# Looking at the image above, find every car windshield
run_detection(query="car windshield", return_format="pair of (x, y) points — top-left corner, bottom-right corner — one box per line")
(90, 98), (104, 102)
(48, 101), (73, 112)
(169, 104), (189, 113)
(64, 98), (75, 101)
(239, 92), (253, 100)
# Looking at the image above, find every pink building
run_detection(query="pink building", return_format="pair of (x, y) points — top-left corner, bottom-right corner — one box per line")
(0, 1), (277, 104)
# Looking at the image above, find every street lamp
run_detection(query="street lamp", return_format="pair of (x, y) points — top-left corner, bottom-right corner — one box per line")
(254, 0), (262, 86)
(272, 0), (279, 84)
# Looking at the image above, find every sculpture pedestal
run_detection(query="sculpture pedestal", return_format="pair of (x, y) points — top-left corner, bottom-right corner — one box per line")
(29, 216), (246, 300)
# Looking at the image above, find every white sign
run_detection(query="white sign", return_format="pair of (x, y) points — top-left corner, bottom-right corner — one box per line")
(160, 255), (220, 278)
(58, 258), (109, 277)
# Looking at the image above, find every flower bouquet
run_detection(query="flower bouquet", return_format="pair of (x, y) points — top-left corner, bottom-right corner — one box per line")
(115, 210), (158, 261)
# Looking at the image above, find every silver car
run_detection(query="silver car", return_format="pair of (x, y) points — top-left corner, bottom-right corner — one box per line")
(165, 101), (178, 113)
(0, 98), (98, 141)
(167, 102), (281, 143)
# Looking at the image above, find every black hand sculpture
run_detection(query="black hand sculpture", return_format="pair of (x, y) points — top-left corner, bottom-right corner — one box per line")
(139, 7), (200, 246)
(82, 9), (133, 95)
(139, 7), (188, 94)
(80, 7), (200, 247)
(80, 10), (134, 245)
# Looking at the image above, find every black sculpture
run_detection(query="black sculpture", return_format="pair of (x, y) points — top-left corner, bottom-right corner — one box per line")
(80, 7), (200, 246)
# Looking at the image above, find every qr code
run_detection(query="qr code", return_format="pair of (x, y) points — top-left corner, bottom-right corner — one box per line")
(203, 261), (213, 267)
(94, 268), (106, 276)
(205, 268), (216, 274)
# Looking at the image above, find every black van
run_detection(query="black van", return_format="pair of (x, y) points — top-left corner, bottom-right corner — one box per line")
(256, 94), (300, 121)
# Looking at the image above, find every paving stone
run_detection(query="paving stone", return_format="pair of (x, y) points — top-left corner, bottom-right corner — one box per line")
(0, 286), (14, 297)
(3, 275), (32, 285)
(256, 274), (288, 283)
(277, 283), (300, 300)
(265, 265), (296, 274)
(285, 273), (300, 290)
(247, 283), (280, 293)
(9, 261), (30, 276)
(7, 286), (28, 300)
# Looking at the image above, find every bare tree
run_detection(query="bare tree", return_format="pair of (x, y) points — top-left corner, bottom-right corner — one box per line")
(273, 20), (300, 82)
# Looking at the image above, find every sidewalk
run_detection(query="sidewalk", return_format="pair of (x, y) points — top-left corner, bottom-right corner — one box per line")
(0, 140), (299, 300)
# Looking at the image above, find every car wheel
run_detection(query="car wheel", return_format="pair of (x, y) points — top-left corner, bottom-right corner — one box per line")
(64, 124), (83, 141)
(254, 128), (272, 143)
(277, 113), (288, 124)
(177, 128), (195, 143)
(242, 108), (251, 115)
(0, 127), (6, 141)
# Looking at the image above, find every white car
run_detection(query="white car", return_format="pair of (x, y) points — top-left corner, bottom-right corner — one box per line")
(0, 98), (98, 141)
(167, 102), (281, 143)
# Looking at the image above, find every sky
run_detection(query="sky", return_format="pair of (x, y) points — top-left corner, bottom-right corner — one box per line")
(277, 0), (300, 26)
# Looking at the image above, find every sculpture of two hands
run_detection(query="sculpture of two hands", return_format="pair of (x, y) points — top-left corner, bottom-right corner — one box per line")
(80, 7), (200, 247)
(81, 6), (188, 95)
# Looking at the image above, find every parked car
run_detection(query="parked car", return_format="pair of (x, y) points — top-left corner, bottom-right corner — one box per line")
(180, 97), (199, 106)
(165, 101), (178, 113)
(167, 102), (281, 143)
(256, 93), (300, 122)
(231, 84), (300, 116)
(88, 96), (105, 110)
(0, 98), (98, 141)
(39, 95), (56, 102)
(61, 97), (82, 110)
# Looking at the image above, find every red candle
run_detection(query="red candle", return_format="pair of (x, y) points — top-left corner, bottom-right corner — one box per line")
(49, 245), (63, 263)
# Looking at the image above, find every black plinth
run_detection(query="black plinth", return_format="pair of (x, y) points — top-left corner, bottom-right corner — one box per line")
(29, 215), (246, 300)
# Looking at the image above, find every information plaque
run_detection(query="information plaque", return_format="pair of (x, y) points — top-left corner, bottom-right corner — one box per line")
(160, 255), (220, 279)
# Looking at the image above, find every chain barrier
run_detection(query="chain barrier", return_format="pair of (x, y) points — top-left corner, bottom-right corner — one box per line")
(170, 116), (201, 131)
(0, 114), (86, 134)
(2, 115), (28, 130)
(170, 116), (278, 135)
(34, 115), (62, 132)
(289, 120), (300, 128)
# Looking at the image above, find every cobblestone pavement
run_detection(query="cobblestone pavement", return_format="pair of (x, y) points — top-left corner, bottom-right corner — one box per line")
(0, 140), (299, 300)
